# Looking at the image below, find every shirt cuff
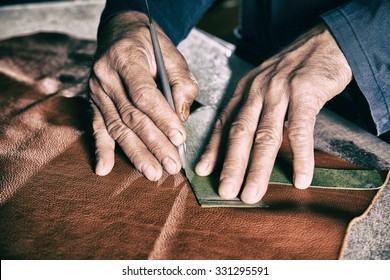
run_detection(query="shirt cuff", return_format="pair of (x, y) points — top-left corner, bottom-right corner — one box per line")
(321, 3), (390, 135)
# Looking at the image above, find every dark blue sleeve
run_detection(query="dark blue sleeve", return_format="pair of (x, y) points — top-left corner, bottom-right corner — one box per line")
(99, 0), (215, 46)
(321, 0), (390, 135)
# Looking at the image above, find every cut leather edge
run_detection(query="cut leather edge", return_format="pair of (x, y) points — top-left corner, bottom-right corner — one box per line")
(338, 170), (390, 259)
(196, 185), (382, 208)
(192, 169), (386, 208)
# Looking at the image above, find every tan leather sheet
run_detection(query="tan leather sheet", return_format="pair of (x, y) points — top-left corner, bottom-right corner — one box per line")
(0, 33), (386, 260)
(0, 133), (380, 259)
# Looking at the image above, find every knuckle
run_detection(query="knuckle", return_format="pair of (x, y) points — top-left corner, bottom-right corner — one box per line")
(156, 117), (181, 133)
(157, 118), (179, 133)
(117, 51), (136, 70)
(146, 137), (165, 156)
(107, 43), (125, 60)
(118, 104), (138, 124)
(229, 121), (253, 140)
(252, 74), (265, 88)
(181, 79), (199, 97)
(267, 73), (285, 93)
(92, 59), (107, 78)
(126, 48), (149, 68)
(221, 158), (243, 173)
(127, 149), (147, 167)
(289, 76), (316, 95)
(289, 102), (319, 120)
(131, 114), (150, 134)
(248, 77), (281, 106)
(131, 87), (155, 109)
(108, 40), (139, 63)
(106, 119), (129, 142)
(288, 126), (312, 146)
(254, 128), (282, 147)
(246, 165), (264, 176)
(251, 75), (265, 89)
(245, 78), (262, 98)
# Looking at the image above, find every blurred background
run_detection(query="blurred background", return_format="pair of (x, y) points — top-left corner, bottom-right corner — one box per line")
(0, 0), (240, 43)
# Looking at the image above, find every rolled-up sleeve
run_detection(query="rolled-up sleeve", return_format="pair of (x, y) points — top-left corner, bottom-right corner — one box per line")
(321, 0), (390, 135)
(99, 0), (214, 46)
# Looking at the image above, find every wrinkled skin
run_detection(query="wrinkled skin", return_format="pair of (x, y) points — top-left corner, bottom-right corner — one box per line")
(90, 11), (352, 204)
(195, 23), (352, 203)
(89, 12), (199, 181)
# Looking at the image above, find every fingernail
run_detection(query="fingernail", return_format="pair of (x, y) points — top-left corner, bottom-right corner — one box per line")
(195, 158), (210, 176)
(219, 179), (236, 199)
(141, 164), (157, 181)
(294, 174), (311, 189)
(168, 129), (184, 146)
(162, 157), (178, 174)
(181, 102), (191, 121)
(241, 184), (262, 204)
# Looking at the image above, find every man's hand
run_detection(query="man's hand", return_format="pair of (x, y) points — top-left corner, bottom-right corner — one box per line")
(89, 11), (199, 180)
(195, 23), (352, 204)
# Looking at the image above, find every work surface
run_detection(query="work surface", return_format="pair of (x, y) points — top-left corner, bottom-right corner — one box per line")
(0, 1), (389, 259)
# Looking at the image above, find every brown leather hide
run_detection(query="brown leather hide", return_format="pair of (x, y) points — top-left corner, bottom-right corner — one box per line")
(0, 33), (380, 259)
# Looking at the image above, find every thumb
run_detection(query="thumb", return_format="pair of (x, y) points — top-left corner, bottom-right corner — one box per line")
(169, 68), (199, 121)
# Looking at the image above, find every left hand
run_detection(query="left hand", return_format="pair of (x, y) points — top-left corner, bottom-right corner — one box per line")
(195, 23), (352, 204)
(88, 11), (198, 180)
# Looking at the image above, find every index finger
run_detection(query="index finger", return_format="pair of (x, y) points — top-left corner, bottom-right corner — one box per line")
(112, 51), (187, 146)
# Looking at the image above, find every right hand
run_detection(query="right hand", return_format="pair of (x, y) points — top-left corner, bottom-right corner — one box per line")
(89, 11), (199, 180)
(195, 23), (352, 204)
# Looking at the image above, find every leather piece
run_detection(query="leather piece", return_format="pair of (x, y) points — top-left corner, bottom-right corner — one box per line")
(0, 33), (386, 260)
(185, 107), (385, 207)
(0, 133), (379, 259)
(1, 138), (383, 259)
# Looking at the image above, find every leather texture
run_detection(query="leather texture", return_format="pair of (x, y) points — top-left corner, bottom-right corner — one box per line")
(0, 33), (385, 260)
